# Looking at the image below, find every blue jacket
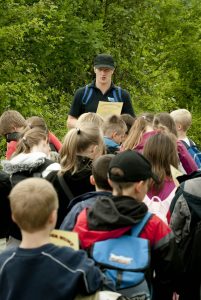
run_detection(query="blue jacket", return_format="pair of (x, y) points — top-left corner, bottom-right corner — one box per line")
(60, 191), (112, 231)
(0, 243), (113, 300)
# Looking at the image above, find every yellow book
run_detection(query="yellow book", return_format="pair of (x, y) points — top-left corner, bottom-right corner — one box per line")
(50, 230), (79, 250)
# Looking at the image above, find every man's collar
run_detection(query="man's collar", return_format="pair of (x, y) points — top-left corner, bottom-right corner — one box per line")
(90, 80), (116, 90)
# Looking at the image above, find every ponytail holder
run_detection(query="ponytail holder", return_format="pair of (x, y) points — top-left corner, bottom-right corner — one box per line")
(76, 128), (81, 135)
(23, 136), (26, 141)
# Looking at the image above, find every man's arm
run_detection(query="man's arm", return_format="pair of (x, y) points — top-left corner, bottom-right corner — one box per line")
(121, 89), (135, 117)
(67, 115), (78, 129)
(67, 87), (85, 129)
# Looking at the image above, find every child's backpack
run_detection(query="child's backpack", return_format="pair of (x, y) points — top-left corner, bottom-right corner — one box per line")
(82, 85), (123, 105)
(91, 212), (152, 300)
(170, 177), (201, 300)
(181, 139), (201, 169)
(143, 187), (176, 224)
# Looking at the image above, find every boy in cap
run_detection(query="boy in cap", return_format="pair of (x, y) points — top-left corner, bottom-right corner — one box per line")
(0, 178), (113, 300)
(67, 54), (135, 128)
(73, 150), (182, 300)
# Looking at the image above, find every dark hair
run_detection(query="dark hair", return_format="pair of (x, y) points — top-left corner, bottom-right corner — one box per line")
(26, 116), (48, 133)
(92, 154), (114, 191)
(120, 114), (136, 135)
(153, 112), (178, 137)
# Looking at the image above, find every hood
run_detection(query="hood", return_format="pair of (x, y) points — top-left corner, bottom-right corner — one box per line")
(2, 152), (47, 175)
(87, 195), (148, 230)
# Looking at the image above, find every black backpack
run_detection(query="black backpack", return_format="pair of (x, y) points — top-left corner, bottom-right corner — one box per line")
(170, 177), (201, 300)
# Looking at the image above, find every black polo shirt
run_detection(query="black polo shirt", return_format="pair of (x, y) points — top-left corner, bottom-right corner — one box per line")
(69, 81), (135, 118)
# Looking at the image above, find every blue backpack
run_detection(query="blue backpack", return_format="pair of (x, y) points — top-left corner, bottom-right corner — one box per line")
(91, 212), (152, 300)
(82, 85), (123, 105)
(181, 140), (201, 169)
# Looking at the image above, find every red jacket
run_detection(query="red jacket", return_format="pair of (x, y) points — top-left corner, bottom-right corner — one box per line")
(73, 208), (172, 249)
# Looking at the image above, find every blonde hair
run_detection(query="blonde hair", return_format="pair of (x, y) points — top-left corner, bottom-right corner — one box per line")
(14, 128), (48, 156)
(170, 109), (192, 131)
(123, 115), (153, 150)
(76, 112), (104, 129)
(60, 125), (105, 174)
(0, 110), (26, 135)
(103, 115), (127, 137)
(9, 178), (58, 233)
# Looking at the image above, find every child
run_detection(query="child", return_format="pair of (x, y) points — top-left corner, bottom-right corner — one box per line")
(1, 127), (61, 246)
(121, 113), (154, 152)
(0, 110), (26, 159)
(26, 116), (62, 153)
(60, 154), (114, 231)
(73, 150), (182, 300)
(47, 124), (105, 228)
(102, 114), (127, 154)
(143, 132), (178, 223)
(153, 112), (198, 174)
(170, 109), (201, 169)
(170, 108), (192, 141)
(0, 178), (110, 300)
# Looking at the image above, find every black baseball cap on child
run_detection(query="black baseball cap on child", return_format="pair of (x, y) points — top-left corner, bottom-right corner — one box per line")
(108, 150), (159, 183)
(94, 54), (115, 69)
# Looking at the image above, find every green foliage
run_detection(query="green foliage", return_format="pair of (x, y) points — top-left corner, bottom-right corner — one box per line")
(0, 0), (201, 158)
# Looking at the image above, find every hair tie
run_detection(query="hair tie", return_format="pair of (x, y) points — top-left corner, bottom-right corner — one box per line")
(22, 136), (26, 141)
(76, 128), (81, 135)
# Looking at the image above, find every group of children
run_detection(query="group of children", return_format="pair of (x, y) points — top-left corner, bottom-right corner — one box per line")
(0, 108), (200, 300)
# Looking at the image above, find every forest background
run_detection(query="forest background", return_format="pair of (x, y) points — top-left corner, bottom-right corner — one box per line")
(0, 0), (201, 156)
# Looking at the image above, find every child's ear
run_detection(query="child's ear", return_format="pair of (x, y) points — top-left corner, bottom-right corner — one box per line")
(90, 175), (96, 186)
(48, 209), (57, 226)
(108, 178), (114, 189)
(134, 181), (145, 193)
(11, 214), (16, 223)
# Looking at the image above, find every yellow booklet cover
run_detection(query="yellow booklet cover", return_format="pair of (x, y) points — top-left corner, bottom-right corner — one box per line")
(50, 230), (79, 250)
(170, 165), (184, 187)
(96, 101), (123, 118)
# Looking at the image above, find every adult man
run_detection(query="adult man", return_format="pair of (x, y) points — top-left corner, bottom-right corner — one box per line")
(67, 54), (135, 128)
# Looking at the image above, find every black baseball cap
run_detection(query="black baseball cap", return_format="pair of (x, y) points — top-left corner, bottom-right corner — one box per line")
(108, 150), (159, 183)
(94, 54), (115, 69)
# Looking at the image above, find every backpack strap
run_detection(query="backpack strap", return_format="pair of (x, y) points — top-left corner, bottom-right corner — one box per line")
(82, 85), (93, 105)
(131, 212), (152, 237)
(112, 86), (123, 102)
(57, 175), (74, 201)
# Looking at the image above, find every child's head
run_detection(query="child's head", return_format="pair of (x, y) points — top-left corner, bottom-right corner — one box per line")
(60, 124), (105, 174)
(76, 112), (104, 129)
(153, 112), (178, 137)
(14, 128), (50, 156)
(108, 150), (158, 200)
(170, 109), (192, 133)
(9, 178), (58, 233)
(91, 154), (114, 191)
(0, 110), (26, 137)
(123, 113), (154, 150)
(120, 114), (136, 137)
(143, 132), (179, 192)
(26, 116), (48, 133)
(103, 115), (127, 145)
